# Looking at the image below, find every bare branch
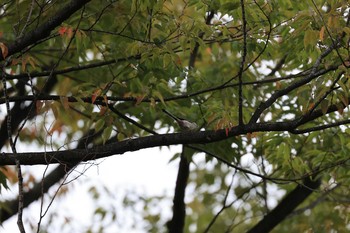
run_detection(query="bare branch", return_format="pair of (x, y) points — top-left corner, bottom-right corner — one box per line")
(0, 114), (347, 166)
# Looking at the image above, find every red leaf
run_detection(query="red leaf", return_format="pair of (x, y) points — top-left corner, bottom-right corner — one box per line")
(66, 27), (73, 38)
(58, 27), (67, 36)
(36, 100), (44, 114)
(91, 89), (102, 104)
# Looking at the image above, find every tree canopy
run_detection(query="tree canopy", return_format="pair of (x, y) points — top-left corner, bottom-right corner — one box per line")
(0, 0), (350, 232)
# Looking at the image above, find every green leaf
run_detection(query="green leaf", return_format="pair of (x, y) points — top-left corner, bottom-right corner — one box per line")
(102, 125), (113, 144)
(320, 99), (329, 115)
(221, 2), (240, 12)
(0, 170), (9, 193)
(152, 90), (165, 104)
(94, 119), (105, 132)
(303, 30), (318, 49)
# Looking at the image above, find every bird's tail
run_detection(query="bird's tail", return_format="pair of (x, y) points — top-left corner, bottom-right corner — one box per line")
(162, 109), (180, 121)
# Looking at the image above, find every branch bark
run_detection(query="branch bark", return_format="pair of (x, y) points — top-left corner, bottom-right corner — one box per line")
(0, 112), (347, 166)
(168, 147), (190, 233)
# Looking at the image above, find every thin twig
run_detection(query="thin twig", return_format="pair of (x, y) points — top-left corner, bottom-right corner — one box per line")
(15, 159), (25, 233)
(108, 104), (158, 135)
(238, 0), (247, 125)
(5, 55), (140, 80)
(2, 58), (26, 232)
(17, 0), (35, 38)
(295, 71), (344, 126)
(203, 171), (242, 233)
(36, 5), (86, 232)
(186, 145), (292, 184)
(311, 0), (348, 68)
(0, 71), (311, 105)
(290, 119), (350, 134)
(249, 42), (340, 124)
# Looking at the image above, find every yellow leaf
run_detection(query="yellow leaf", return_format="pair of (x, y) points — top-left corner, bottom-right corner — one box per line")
(150, 97), (156, 107)
(175, 54), (182, 65)
(27, 56), (37, 69)
(21, 57), (26, 72)
(319, 26), (325, 41)
(206, 113), (217, 125)
(153, 91), (164, 104)
(247, 132), (258, 139)
(205, 47), (212, 55)
(0, 42), (8, 58)
(0, 166), (18, 184)
(308, 102), (315, 111)
(163, 53), (172, 68)
(327, 16), (333, 28)
(135, 94), (146, 105)
(51, 102), (60, 119)
(11, 58), (19, 66)
(103, 95), (108, 105)
(320, 100), (329, 115)
(95, 119), (105, 132)
(339, 93), (349, 107)
(60, 96), (70, 110)
(337, 103), (344, 115)
(275, 81), (282, 89)
(49, 120), (63, 135)
(304, 30), (318, 48)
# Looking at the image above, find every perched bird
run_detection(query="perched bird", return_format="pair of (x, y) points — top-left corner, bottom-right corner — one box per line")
(162, 109), (198, 131)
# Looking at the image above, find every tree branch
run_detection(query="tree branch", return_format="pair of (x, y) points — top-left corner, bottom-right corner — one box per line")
(0, 71), (311, 104)
(247, 176), (321, 233)
(1, 97), (350, 166)
(0, 0), (91, 61)
(4, 54), (140, 79)
(168, 147), (190, 233)
(249, 42), (340, 124)
(291, 119), (350, 134)
(0, 121), (309, 166)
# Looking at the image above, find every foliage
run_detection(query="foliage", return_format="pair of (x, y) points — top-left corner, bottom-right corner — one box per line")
(0, 0), (350, 232)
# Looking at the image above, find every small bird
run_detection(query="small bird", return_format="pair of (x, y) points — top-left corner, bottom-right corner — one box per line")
(162, 109), (198, 131)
